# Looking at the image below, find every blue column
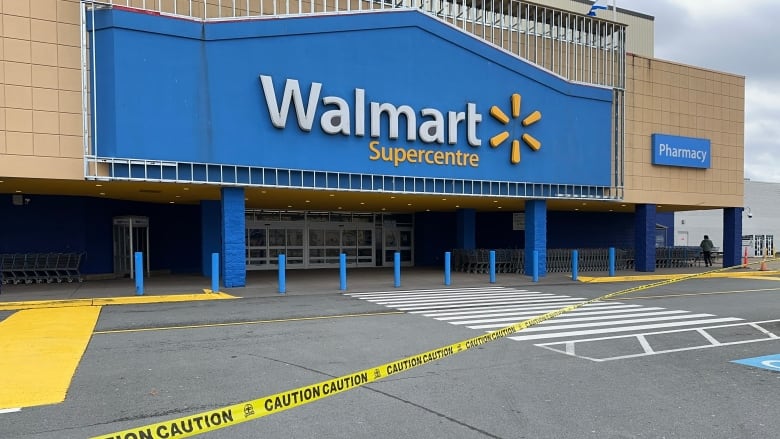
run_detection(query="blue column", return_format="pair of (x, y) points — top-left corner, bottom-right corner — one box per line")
(723, 207), (742, 268)
(609, 247), (616, 277)
(211, 253), (219, 293)
(200, 200), (221, 277)
(634, 204), (656, 272)
(489, 250), (496, 283)
(456, 208), (476, 250)
(524, 200), (547, 277)
(135, 252), (144, 295)
(444, 251), (451, 286)
(572, 250), (579, 281)
(221, 187), (246, 287)
(394, 252), (401, 288)
(339, 253), (347, 291)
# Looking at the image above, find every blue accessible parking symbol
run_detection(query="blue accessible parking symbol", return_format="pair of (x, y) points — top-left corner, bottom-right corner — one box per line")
(731, 354), (780, 372)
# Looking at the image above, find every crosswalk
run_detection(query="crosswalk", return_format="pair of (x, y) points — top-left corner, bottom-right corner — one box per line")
(344, 286), (744, 344)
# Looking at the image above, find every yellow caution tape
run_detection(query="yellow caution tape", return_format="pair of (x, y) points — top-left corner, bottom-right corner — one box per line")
(93, 260), (774, 439)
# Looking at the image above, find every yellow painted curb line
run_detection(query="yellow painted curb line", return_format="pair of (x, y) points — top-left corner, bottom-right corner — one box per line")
(578, 270), (780, 283)
(0, 293), (236, 311)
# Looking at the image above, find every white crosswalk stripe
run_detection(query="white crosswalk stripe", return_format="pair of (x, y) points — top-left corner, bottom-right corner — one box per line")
(345, 286), (743, 343)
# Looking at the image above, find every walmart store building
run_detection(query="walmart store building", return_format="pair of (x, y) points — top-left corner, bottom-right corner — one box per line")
(0, 0), (746, 287)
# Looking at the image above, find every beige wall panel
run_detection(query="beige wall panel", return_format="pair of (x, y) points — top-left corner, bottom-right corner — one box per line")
(7, 107), (33, 132)
(58, 67), (80, 91)
(33, 132), (60, 155)
(58, 112), (81, 136)
(31, 64), (58, 88)
(5, 84), (32, 109)
(0, 154), (81, 179)
(58, 89), (80, 113)
(0, 131), (5, 153)
(33, 87), (59, 111)
(60, 134), (82, 158)
(33, 110), (60, 134)
(56, 0), (80, 26)
(5, 130), (33, 155)
(3, 14), (31, 39)
(31, 41), (58, 66)
(4, 60), (32, 86)
(623, 54), (744, 209)
(31, 0), (58, 22)
(0, 0), (84, 182)
(30, 18), (57, 43)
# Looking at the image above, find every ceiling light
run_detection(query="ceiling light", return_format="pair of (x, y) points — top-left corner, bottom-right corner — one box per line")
(426, 209), (430, 211)
(169, 201), (175, 204)
(620, 204), (626, 207)
(305, 200), (310, 203)
(95, 184), (102, 187)
(442, 198), (447, 201)
(360, 202), (365, 205)
(407, 203), (412, 206)
(455, 205), (460, 208)
(99, 192), (106, 196)
(338, 206), (342, 210)
(183, 187), (189, 191)
(391, 196), (396, 199)
(381, 208), (386, 211)
(497, 206), (502, 209)
(575, 208), (580, 211)
(582, 202), (587, 205)
(287, 205), (292, 208)
(261, 190), (267, 194)
(493, 200), (498, 203)
(329, 194), (335, 197)
(176, 195), (181, 198)
(15, 190), (22, 193)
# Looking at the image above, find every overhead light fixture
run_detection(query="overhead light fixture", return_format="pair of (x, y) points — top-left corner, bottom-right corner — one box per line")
(183, 187), (190, 191)
(95, 184), (102, 187)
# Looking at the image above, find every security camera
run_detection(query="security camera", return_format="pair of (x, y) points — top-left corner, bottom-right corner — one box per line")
(747, 212), (753, 218)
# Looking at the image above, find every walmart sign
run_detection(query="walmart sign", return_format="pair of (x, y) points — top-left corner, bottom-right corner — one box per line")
(652, 134), (711, 169)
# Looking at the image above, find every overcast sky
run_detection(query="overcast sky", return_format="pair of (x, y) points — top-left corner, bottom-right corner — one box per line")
(601, 0), (779, 183)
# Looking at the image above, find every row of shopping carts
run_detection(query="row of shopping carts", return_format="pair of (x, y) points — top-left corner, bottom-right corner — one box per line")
(0, 253), (85, 284)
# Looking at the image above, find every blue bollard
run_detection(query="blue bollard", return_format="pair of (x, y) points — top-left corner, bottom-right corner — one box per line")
(489, 250), (496, 284)
(444, 251), (451, 286)
(394, 252), (401, 288)
(135, 252), (144, 296)
(532, 250), (539, 283)
(211, 252), (219, 293)
(278, 254), (286, 294)
(572, 249), (579, 281)
(339, 253), (347, 291)
(609, 247), (616, 277)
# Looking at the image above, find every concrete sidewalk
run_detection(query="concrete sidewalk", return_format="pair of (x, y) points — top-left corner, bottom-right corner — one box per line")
(2, 259), (777, 307)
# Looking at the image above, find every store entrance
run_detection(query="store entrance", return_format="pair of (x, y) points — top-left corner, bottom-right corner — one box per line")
(112, 216), (150, 278)
(245, 211), (408, 270)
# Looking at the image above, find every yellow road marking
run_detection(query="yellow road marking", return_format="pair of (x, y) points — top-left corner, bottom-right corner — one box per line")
(0, 292), (236, 311)
(0, 306), (101, 409)
(606, 287), (780, 300)
(578, 270), (780, 283)
(93, 311), (404, 335)
(736, 276), (780, 281)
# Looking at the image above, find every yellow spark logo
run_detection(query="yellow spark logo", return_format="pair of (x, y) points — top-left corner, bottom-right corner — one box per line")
(489, 93), (542, 164)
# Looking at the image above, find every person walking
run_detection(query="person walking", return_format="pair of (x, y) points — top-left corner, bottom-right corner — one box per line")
(700, 235), (715, 267)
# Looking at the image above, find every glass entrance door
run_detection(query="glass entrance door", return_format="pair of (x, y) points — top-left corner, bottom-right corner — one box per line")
(112, 216), (150, 278)
(246, 226), (304, 270)
(383, 227), (413, 266)
(308, 226), (374, 268)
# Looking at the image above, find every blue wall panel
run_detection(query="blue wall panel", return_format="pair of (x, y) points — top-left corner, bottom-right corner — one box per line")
(414, 212), (456, 266)
(0, 195), (200, 275)
(89, 9), (613, 187)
